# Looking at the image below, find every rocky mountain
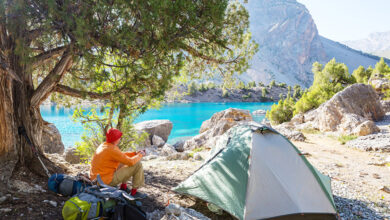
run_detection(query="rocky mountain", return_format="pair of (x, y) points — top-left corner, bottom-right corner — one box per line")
(240, 0), (386, 87)
(343, 31), (390, 59)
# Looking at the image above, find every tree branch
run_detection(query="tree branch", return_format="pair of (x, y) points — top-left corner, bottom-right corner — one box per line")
(30, 49), (73, 108)
(181, 43), (239, 64)
(54, 84), (112, 100)
(31, 46), (66, 69)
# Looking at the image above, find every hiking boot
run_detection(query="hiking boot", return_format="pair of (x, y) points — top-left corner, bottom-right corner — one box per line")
(132, 191), (147, 199)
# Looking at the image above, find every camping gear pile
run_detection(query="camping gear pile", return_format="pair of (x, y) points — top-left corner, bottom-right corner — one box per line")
(173, 123), (338, 220)
(48, 174), (146, 220)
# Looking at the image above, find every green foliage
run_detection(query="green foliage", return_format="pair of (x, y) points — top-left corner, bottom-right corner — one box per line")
(3, 0), (258, 156)
(374, 58), (390, 76)
(278, 83), (287, 88)
(269, 80), (276, 88)
(207, 82), (216, 89)
(258, 82), (264, 87)
(338, 135), (357, 145)
(188, 82), (198, 96)
(247, 81), (256, 88)
(266, 97), (295, 125)
(294, 59), (353, 115)
(352, 66), (372, 83)
(261, 88), (268, 97)
(242, 92), (252, 99)
(222, 87), (229, 98)
(199, 83), (209, 92)
(238, 81), (246, 90)
(287, 85), (292, 93)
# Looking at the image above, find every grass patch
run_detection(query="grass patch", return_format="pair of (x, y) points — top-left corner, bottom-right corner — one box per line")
(338, 135), (357, 145)
(188, 147), (205, 158)
(300, 128), (321, 134)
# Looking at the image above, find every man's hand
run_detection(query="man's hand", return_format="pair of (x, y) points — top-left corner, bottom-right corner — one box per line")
(137, 149), (146, 156)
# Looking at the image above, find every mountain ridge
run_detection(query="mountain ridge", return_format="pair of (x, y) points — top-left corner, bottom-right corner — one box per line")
(241, 0), (387, 87)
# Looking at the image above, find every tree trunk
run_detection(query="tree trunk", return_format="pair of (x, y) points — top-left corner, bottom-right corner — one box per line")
(0, 70), (61, 189)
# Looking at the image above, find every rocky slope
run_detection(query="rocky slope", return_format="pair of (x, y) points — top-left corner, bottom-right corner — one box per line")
(240, 0), (386, 87)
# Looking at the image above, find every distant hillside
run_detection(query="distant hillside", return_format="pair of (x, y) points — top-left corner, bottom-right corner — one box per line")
(240, 0), (386, 87)
(343, 31), (390, 59)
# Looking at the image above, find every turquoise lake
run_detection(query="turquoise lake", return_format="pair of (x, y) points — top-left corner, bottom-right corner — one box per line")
(40, 102), (274, 148)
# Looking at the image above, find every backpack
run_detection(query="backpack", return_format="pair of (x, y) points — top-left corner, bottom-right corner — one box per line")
(48, 173), (91, 196)
(62, 184), (145, 220)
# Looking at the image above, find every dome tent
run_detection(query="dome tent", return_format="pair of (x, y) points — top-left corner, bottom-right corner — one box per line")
(173, 123), (337, 220)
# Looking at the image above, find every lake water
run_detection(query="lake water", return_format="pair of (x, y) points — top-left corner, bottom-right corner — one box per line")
(40, 102), (274, 148)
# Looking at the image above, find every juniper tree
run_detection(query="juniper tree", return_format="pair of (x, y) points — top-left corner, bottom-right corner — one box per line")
(0, 0), (257, 185)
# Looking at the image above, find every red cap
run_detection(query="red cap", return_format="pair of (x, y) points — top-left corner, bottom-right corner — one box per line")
(106, 128), (122, 143)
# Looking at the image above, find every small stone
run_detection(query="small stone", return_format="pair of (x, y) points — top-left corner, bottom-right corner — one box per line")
(380, 186), (390, 194)
(193, 153), (203, 161)
(0, 208), (12, 213)
(49, 201), (57, 207)
(165, 203), (182, 216)
(372, 173), (381, 179)
(0, 196), (7, 204)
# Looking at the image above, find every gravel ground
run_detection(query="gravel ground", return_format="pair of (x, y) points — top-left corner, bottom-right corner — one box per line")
(1, 133), (389, 219)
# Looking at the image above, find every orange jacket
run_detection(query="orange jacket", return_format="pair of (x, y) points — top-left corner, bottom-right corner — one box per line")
(89, 142), (143, 184)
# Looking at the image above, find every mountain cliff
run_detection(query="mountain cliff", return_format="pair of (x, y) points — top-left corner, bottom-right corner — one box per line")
(241, 0), (385, 87)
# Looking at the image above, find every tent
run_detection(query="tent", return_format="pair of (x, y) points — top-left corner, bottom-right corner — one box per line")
(173, 123), (338, 220)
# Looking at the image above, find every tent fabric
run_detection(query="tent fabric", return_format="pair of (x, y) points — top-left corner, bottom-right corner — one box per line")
(243, 132), (336, 220)
(173, 124), (337, 220)
(174, 126), (253, 219)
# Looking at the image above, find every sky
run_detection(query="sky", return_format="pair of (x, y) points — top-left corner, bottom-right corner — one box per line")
(297, 0), (390, 42)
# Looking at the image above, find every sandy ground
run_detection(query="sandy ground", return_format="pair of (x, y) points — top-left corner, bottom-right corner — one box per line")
(293, 133), (390, 203)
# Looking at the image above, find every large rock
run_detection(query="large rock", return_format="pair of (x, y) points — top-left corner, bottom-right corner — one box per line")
(41, 123), (65, 154)
(273, 124), (306, 142)
(134, 120), (173, 142)
(64, 147), (82, 164)
(352, 121), (380, 136)
(369, 76), (390, 92)
(184, 108), (252, 150)
(381, 100), (390, 113)
(152, 135), (165, 148)
(296, 84), (385, 136)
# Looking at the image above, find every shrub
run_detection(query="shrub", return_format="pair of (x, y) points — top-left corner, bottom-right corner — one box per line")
(258, 81), (264, 87)
(266, 97), (295, 125)
(338, 135), (357, 145)
(247, 81), (256, 88)
(261, 88), (268, 97)
(222, 87), (229, 98)
(269, 80), (276, 88)
(188, 81), (197, 96)
(242, 92), (252, 99)
(278, 83), (287, 88)
(199, 83), (208, 92)
(238, 81), (246, 90)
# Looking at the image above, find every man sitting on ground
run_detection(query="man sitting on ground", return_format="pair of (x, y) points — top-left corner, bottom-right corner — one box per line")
(89, 128), (147, 198)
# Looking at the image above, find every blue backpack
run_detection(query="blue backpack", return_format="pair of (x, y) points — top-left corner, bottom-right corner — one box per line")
(48, 174), (92, 196)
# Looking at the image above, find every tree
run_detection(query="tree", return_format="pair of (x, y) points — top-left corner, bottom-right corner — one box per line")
(374, 58), (390, 75)
(294, 59), (353, 115)
(352, 66), (371, 84)
(0, 0), (256, 185)
(188, 82), (198, 95)
(269, 80), (276, 88)
(238, 81), (246, 90)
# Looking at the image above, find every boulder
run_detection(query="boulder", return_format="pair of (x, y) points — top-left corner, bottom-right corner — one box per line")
(160, 144), (176, 156)
(184, 108), (253, 150)
(369, 77), (390, 92)
(381, 100), (390, 113)
(273, 124), (306, 142)
(152, 135), (165, 148)
(134, 120), (173, 142)
(352, 120), (380, 136)
(252, 109), (267, 115)
(173, 140), (185, 152)
(64, 147), (82, 164)
(41, 123), (65, 154)
(297, 84), (385, 135)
